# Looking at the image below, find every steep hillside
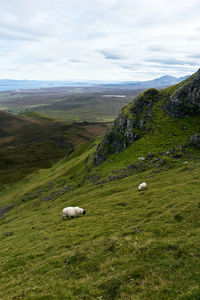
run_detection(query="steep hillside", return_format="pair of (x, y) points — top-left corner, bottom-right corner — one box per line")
(94, 68), (200, 165)
(0, 110), (38, 137)
(0, 111), (107, 185)
(1, 138), (200, 299)
(1, 69), (200, 299)
(165, 70), (200, 117)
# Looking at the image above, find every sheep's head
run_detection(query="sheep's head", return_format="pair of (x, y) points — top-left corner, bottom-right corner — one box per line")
(83, 209), (86, 215)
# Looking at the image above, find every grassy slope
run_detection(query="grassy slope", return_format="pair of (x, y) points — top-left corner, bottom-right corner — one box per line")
(18, 111), (55, 122)
(1, 88), (200, 299)
(0, 111), (107, 185)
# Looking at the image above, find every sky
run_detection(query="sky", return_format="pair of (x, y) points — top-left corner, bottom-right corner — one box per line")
(0, 0), (200, 81)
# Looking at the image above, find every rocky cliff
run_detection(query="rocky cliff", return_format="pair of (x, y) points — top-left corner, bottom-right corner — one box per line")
(93, 68), (200, 165)
(93, 88), (159, 165)
(165, 68), (200, 117)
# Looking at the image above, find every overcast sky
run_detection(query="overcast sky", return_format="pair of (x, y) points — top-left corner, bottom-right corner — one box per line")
(0, 0), (199, 81)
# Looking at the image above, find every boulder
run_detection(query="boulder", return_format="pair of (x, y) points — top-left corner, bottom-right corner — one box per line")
(190, 134), (200, 148)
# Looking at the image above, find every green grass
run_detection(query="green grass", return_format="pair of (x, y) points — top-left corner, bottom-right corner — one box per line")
(1, 82), (200, 299)
(18, 111), (55, 122)
(1, 118), (200, 299)
(90, 97), (200, 177)
(0, 111), (107, 185)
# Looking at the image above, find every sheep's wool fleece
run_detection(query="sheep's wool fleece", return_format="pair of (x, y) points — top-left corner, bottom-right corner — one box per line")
(138, 182), (147, 190)
(63, 206), (84, 217)
(63, 207), (78, 217)
(74, 207), (84, 214)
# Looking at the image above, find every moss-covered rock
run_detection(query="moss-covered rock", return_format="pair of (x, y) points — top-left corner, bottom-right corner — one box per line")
(190, 134), (200, 148)
(94, 68), (200, 165)
(165, 68), (200, 117)
(93, 89), (159, 165)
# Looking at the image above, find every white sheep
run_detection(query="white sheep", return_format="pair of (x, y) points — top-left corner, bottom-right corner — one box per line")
(62, 206), (86, 219)
(138, 182), (147, 191)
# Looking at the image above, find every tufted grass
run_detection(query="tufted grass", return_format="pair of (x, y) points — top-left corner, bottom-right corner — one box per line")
(1, 98), (200, 299)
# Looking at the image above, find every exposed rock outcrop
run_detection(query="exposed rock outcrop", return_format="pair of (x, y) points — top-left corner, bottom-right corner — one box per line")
(93, 88), (159, 165)
(166, 68), (200, 117)
(94, 68), (200, 166)
(190, 134), (200, 148)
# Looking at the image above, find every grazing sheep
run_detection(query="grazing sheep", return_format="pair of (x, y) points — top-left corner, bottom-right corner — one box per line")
(138, 182), (147, 191)
(138, 157), (145, 161)
(62, 206), (86, 219)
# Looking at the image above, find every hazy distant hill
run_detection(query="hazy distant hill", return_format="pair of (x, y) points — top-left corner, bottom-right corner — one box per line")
(0, 75), (189, 91)
(0, 79), (76, 91)
(104, 75), (190, 89)
(132, 74), (189, 87)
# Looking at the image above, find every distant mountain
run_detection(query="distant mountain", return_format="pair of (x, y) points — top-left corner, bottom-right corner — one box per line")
(104, 75), (190, 89)
(0, 75), (190, 92)
(0, 79), (78, 92)
(136, 75), (190, 87)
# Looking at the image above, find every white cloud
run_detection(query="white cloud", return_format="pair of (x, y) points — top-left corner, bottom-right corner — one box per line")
(0, 0), (199, 80)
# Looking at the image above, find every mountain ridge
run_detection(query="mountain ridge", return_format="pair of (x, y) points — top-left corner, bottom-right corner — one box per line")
(94, 69), (200, 165)
(0, 74), (190, 92)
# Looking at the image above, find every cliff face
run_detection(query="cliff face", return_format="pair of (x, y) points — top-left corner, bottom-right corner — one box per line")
(93, 88), (159, 165)
(93, 68), (200, 165)
(166, 68), (200, 117)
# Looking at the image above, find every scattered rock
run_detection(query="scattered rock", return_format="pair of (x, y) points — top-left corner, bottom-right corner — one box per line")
(190, 134), (200, 148)
(128, 163), (137, 169)
(4, 232), (13, 237)
(145, 153), (154, 159)
(0, 203), (15, 217)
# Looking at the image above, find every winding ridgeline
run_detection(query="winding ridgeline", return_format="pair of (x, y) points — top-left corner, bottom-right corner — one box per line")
(94, 68), (200, 165)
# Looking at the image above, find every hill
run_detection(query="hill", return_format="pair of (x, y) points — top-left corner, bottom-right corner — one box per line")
(0, 110), (38, 137)
(94, 69), (200, 164)
(0, 75), (189, 92)
(0, 111), (107, 185)
(108, 74), (189, 89)
(1, 69), (200, 299)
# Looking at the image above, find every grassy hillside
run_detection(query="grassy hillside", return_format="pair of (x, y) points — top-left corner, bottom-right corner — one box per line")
(1, 87), (200, 299)
(18, 111), (55, 122)
(0, 111), (107, 185)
